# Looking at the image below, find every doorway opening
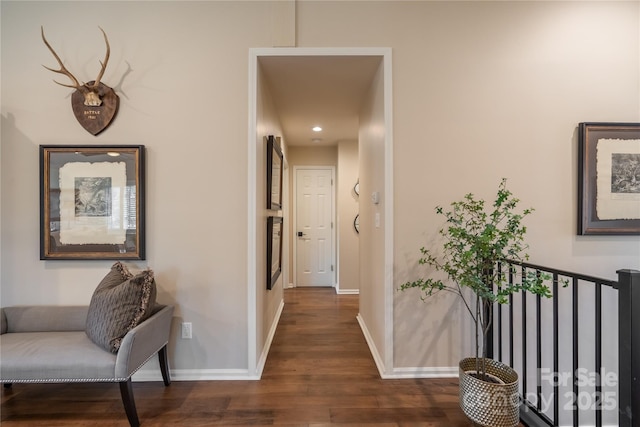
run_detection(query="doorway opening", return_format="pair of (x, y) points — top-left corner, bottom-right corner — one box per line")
(248, 48), (394, 378)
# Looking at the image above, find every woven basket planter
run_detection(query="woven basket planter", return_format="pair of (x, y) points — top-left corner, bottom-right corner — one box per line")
(459, 357), (520, 427)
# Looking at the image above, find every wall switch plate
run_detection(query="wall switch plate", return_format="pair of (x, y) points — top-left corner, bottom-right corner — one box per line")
(371, 191), (380, 204)
(181, 322), (192, 339)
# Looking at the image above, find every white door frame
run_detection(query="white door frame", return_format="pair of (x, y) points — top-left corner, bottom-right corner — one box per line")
(292, 165), (336, 288)
(248, 47), (393, 378)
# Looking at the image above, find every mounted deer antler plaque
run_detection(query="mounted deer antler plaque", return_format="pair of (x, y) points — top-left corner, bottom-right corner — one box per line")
(41, 26), (119, 135)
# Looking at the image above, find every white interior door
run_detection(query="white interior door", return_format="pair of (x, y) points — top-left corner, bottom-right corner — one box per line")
(295, 168), (335, 287)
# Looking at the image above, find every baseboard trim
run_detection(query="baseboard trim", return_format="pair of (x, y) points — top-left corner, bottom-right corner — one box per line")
(390, 366), (458, 378)
(133, 364), (458, 382)
(255, 298), (285, 377)
(356, 313), (458, 380)
(133, 368), (260, 381)
(135, 301), (456, 383)
(356, 313), (388, 378)
(134, 298), (285, 383)
(336, 288), (359, 295)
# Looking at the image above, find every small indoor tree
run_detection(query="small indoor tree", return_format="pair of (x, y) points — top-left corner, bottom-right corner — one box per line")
(401, 178), (552, 380)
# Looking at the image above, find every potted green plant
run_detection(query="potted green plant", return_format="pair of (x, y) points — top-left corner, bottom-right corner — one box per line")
(400, 178), (552, 427)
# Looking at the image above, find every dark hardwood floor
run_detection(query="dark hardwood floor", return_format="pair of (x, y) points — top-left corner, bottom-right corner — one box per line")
(1, 288), (520, 426)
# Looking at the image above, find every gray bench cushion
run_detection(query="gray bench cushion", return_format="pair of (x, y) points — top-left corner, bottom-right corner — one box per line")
(0, 331), (117, 382)
(3, 306), (88, 333)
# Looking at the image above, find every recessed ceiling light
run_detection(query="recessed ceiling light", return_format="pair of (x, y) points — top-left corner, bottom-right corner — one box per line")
(312, 138), (322, 143)
(312, 126), (322, 132)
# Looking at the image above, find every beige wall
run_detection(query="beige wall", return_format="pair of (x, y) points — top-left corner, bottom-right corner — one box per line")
(358, 62), (390, 372)
(1, 1), (280, 374)
(337, 141), (360, 293)
(287, 146), (338, 168)
(1, 1), (639, 378)
(256, 63), (286, 372)
(296, 0), (640, 370)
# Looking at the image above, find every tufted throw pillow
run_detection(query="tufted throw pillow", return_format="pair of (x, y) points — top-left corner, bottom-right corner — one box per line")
(86, 262), (157, 353)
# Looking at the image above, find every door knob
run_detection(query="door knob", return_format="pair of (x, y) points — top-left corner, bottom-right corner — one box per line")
(297, 231), (306, 237)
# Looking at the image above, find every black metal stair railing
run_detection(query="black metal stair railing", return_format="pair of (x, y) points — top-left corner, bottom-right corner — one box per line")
(490, 261), (639, 427)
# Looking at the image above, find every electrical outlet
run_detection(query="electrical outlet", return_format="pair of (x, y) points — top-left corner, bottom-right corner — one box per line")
(181, 322), (192, 339)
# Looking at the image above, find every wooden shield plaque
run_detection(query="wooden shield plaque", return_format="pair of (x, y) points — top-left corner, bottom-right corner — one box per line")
(70, 82), (119, 135)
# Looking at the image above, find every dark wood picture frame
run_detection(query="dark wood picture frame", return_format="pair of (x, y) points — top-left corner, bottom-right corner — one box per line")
(40, 145), (145, 259)
(267, 216), (283, 290)
(267, 135), (283, 210)
(578, 122), (640, 235)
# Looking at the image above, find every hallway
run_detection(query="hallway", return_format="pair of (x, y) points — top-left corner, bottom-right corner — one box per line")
(1, 288), (490, 426)
(259, 287), (473, 425)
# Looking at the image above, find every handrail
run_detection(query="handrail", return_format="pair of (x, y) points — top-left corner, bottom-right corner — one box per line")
(492, 261), (638, 427)
(501, 259), (618, 289)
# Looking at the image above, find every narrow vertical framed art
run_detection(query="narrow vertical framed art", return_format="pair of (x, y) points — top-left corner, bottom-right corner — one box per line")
(266, 135), (283, 210)
(578, 123), (640, 235)
(267, 216), (283, 290)
(40, 145), (145, 259)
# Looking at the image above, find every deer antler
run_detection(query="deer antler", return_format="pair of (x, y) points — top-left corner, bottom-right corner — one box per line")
(89, 27), (110, 90)
(41, 26), (83, 90)
(41, 26), (112, 107)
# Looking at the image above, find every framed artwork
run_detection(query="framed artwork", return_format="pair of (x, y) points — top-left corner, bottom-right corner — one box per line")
(267, 216), (283, 290)
(40, 145), (145, 259)
(578, 123), (640, 235)
(267, 135), (283, 210)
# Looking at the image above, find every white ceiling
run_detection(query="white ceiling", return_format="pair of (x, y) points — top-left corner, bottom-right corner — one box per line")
(259, 55), (382, 147)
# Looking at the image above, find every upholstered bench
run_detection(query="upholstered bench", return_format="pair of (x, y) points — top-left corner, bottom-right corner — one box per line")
(0, 262), (173, 427)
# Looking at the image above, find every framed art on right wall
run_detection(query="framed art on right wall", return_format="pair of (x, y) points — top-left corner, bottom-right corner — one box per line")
(578, 122), (640, 235)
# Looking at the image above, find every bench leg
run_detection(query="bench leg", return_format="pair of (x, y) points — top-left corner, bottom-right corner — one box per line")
(158, 344), (171, 386)
(119, 379), (140, 427)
